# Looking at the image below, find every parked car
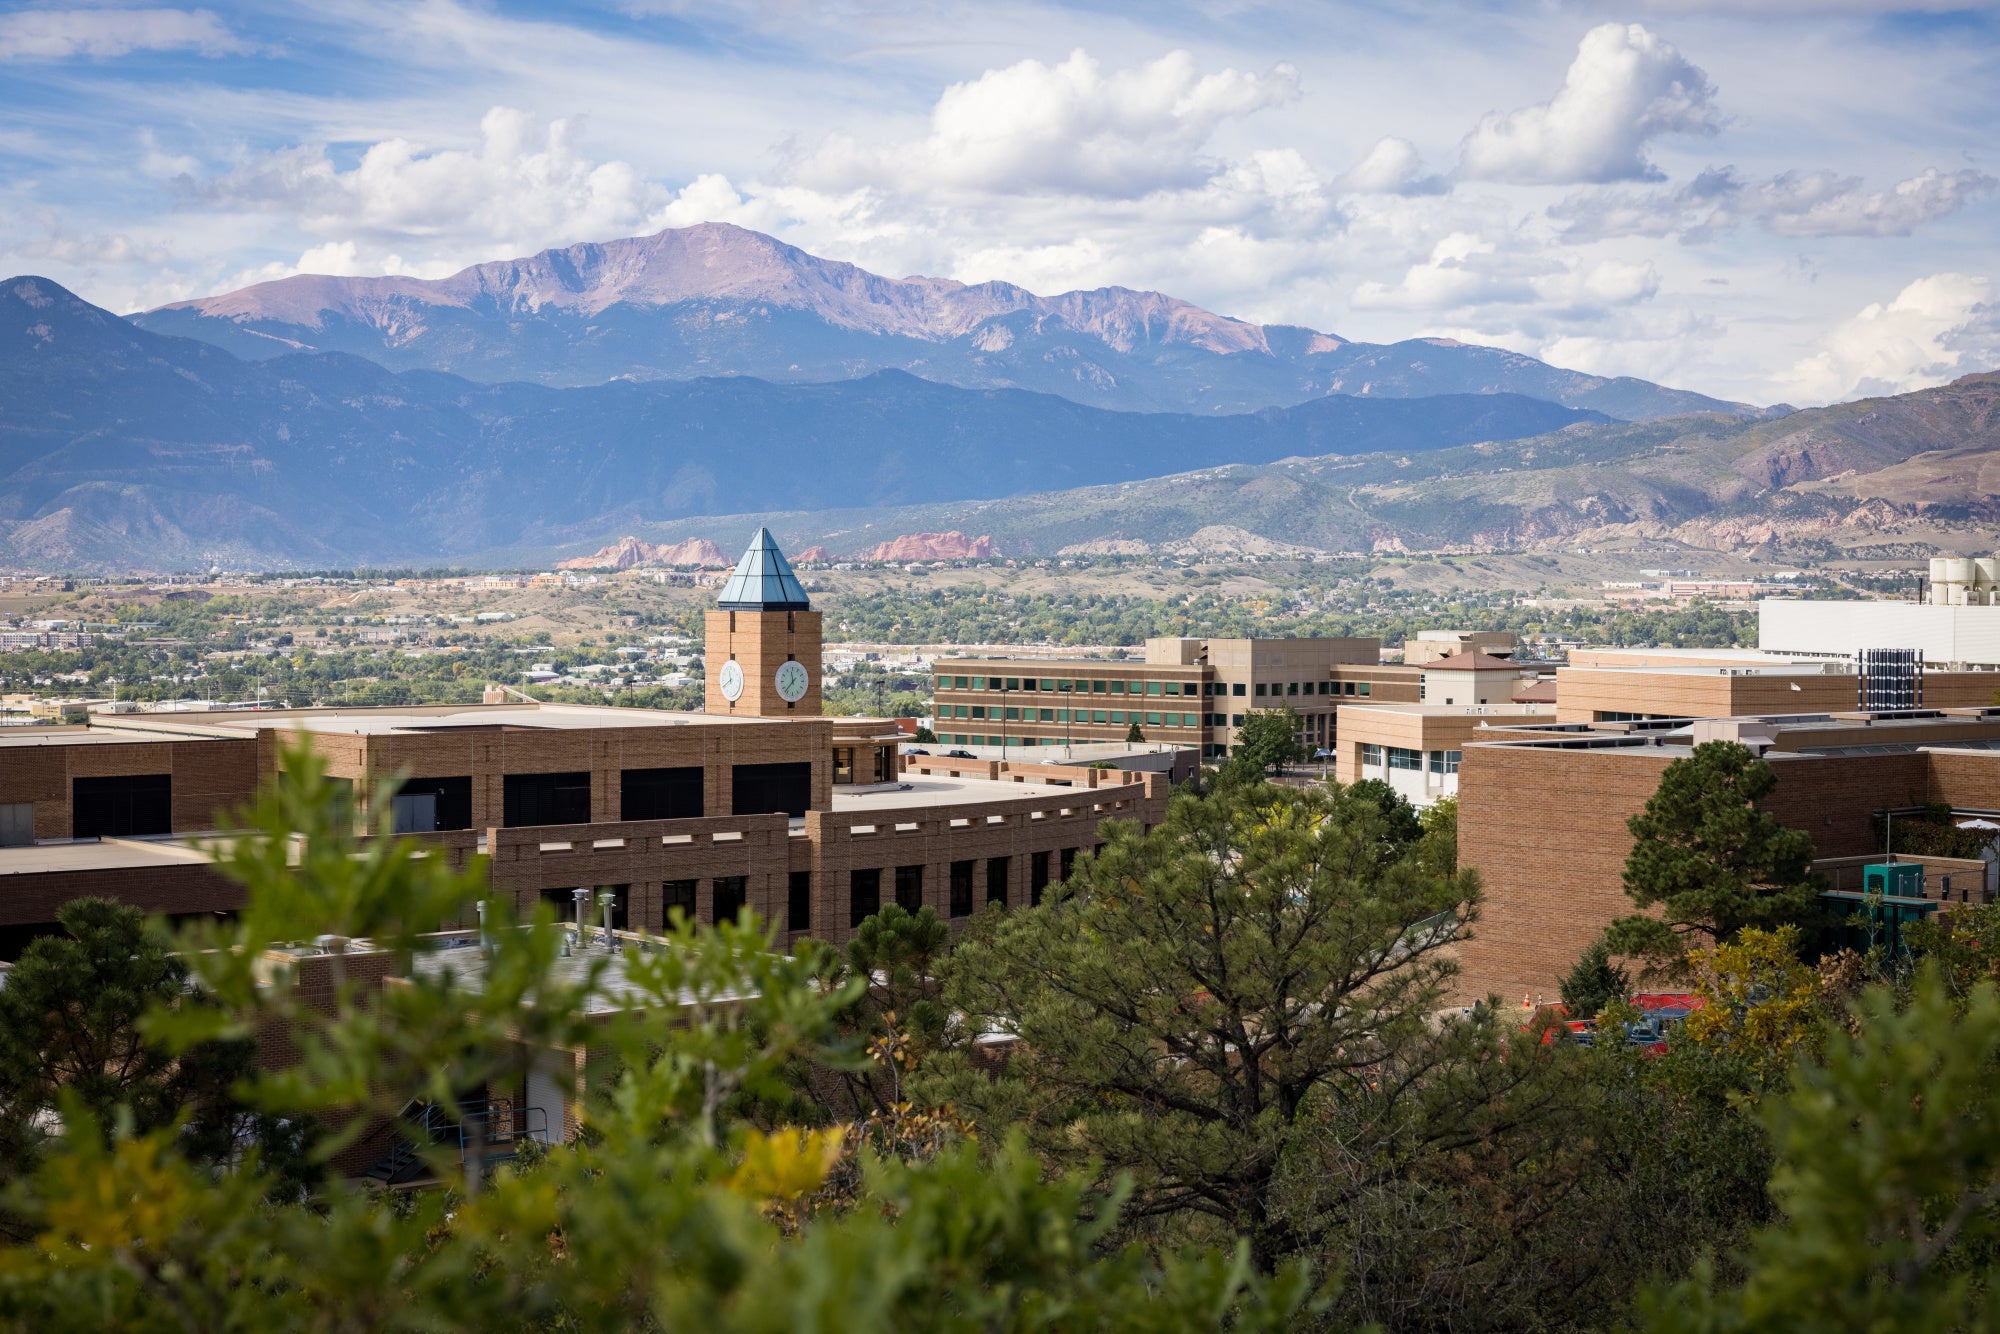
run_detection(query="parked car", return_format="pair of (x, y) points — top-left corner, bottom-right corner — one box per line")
(904, 747), (929, 755)
(944, 749), (977, 759)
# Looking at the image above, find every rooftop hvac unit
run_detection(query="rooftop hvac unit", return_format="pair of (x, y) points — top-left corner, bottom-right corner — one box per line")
(1858, 647), (1923, 711)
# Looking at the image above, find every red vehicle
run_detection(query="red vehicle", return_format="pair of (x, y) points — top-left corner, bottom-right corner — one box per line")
(1524, 992), (1705, 1054)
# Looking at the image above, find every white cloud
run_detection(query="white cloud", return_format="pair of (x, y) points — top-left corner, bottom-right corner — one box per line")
(1337, 137), (1447, 196)
(1753, 167), (1997, 238)
(1552, 165), (1995, 242)
(1458, 23), (1719, 185)
(0, 8), (247, 61)
(792, 49), (1299, 199)
(1782, 273), (2000, 403)
(197, 107), (675, 254)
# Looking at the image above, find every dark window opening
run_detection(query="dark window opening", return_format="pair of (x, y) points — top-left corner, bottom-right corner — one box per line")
(503, 772), (591, 827)
(986, 856), (1010, 907)
(850, 868), (881, 927)
(1060, 847), (1077, 881)
(393, 776), (471, 832)
(72, 774), (171, 839)
(1030, 850), (1050, 906)
(895, 864), (924, 913)
(950, 860), (975, 918)
(787, 871), (812, 931)
(620, 766), (704, 822)
(732, 762), (812, 817)
(713, 876), (748, 925)
(664, 879), (697, 924)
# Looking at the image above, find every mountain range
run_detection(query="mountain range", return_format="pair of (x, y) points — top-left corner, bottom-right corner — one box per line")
(458, 372), (2000, 566)
(4, 221), (1991, 574)
(134, 223), (1753, 420)
(0, 275), (1610, 569)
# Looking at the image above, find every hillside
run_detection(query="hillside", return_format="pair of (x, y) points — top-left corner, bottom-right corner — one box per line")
(133, 223), (1751, 420)
(500, 373), (2000, 563)
(0, 276), (1611, 570)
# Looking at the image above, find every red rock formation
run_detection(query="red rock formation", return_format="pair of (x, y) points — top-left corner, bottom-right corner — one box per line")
(794, 545), (832, 563)
(855, 531), (994, 562)
(556, 536), (729, 570)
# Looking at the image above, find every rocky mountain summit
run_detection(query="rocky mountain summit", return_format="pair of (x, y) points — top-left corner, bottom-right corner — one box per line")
(134, 223), (1751, 420)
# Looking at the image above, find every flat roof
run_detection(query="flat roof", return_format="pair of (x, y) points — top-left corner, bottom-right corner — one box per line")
(120, 703), (774, 738)
(1336, 702), (1555, 718)
(830, 774), (1096, 811)
(0, 836), (221, 876)
(0, 727), (240, 748)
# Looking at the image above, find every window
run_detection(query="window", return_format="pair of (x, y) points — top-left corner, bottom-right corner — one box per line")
(895, 864), (924, 913)
(1357, 682), (1371, 697)
(1343, 681), (1356, 695)
(970, 705), (986, 720)
(1319, 681), (1331, 695)
(971, 677), (986, 690)
(1091, 679), (1106, 693)
(954, 676), (969, 689)
(620, 766), (702, 821)
(833, 747), (855, 784)
(1058, 679), (1073, 693)
(1255, 683), (1267, 696)
(1145, 681), (1162, 695)
(1231, 714), (1244, 727)
(849, 868), (881, 927)
(502, 772), (590, 828)
(391, 776), (472, 832)
(1361, 743), (1385, 767)
(1060, 847), (1077, 880)
(787, 872), (812, 931)
(950, 860), (975, 917)
(1039, 678), (1055, 691)
(1430, 750), (1462, 775)
(1287, 681), (1299, 696)
(1145, 712), (1162, 726)
(1038, 708), (1054, 722)
(1164, 681), (1180, 695)
(1233, 682), (1246, 696)
(1006, 678), (1019, 690)
(1029, 850), (1051, 906)
(72, 774), (172, 839)
(1003, 706), (1019, 721)
(664, 879), (697, 923)
(713, 876), (747, 925)
(986, 856), (1010, 907)
(1092, 710), (1108, 724)
(1388, 746), (1423, 771)
(732, 762), (811, 817)
(1109, 711), (1125, 724)
(1109, 680), (1126, 694)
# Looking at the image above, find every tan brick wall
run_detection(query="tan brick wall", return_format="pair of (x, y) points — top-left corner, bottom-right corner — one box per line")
(1454, 740), (1946, 1005)
(705, 608), (823, 718)
(0, 735), (259, 840)
(1553, 668), (1856, 724)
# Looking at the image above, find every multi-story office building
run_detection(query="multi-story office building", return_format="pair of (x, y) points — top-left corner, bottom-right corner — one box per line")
(0, 531), (1167, 959)
(932, 636), (1420, 759)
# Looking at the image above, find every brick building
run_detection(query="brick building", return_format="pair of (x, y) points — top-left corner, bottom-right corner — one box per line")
(933, 635), (1441, 760)
(0, 532), (1167, 959)
(1454, 708), (2000, 1006)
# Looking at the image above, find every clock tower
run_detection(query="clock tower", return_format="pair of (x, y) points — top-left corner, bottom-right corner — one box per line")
(705, 528), (822, 718)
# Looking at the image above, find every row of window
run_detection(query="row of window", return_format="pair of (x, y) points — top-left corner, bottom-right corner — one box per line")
(940, 675), (1377, 700)
(937, 705), (1211, 727)
(560, 850), (1092, 937)
(1357, 745), (1463, 774)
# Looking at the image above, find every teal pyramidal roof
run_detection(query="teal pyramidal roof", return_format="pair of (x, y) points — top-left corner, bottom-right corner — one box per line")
(716, 528), (812, 611)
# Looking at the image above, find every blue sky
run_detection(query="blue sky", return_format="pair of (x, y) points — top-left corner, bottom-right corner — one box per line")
(2, 0), (1996, 405)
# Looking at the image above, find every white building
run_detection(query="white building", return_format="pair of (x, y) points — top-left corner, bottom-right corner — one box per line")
(1759, 599), (2000, 670)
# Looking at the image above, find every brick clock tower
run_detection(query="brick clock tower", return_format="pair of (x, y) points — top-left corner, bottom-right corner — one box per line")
(705, 528), (822, 718)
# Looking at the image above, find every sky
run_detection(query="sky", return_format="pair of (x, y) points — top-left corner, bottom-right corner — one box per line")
(1, 1), (1997, 407)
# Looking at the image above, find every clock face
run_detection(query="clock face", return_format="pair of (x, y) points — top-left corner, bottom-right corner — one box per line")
(775, 660), (810, 703)
(718, 659), (744, 702)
